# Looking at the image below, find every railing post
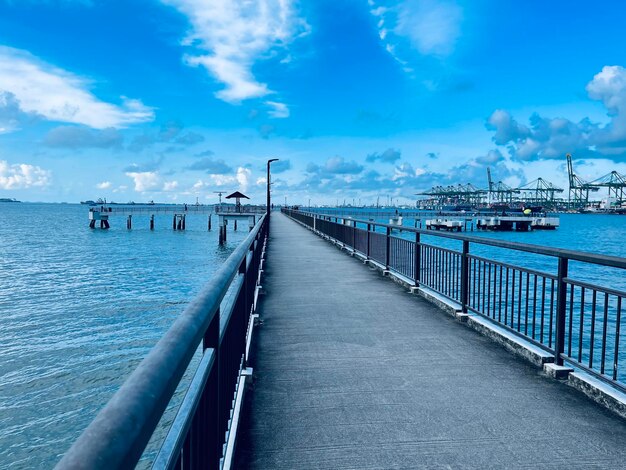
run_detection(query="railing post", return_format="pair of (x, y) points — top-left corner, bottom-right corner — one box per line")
(460, 240), (470, 313)
(414, 232), (421, 286)
(554, 257), (569, 366)
(351, 221), (356, 250)
(203, 308), (220, 468)
(366, 224), (371, 260)
(385, 227), (391, 270)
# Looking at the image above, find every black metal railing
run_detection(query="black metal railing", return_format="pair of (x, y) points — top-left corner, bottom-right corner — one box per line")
(283, 209), (626, 391)
(56, 214), (268, 470)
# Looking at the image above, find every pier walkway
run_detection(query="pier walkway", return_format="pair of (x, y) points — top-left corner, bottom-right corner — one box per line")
(237, 212), (626, 469)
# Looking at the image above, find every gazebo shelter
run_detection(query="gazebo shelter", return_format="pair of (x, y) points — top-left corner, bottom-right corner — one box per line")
(216, 191), (258, 243)
(225, 191), (250, 212)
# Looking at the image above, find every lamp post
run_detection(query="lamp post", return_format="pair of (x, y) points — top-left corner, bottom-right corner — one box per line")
(267, 158), (278, 222)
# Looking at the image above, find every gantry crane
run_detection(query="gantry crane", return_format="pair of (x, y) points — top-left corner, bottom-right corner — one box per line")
(487, 167), (518, 204)
(566, 154), (599, 208)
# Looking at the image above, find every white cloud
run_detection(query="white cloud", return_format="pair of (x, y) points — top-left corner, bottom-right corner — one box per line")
(266, 101), (290, 118)
(0, 46), (154, 129)
(161, 0), (309, 103)
(236, 166), (252, 191)
(0, 160), (51, 189)
(163, 180), (179, 191)
(210, 174), (236, 186)
(396, 0), (461, 56)
(96, 181), (112, 189)
(192, 179), (207, 191)
(370, 0), (462, 63)
(125, 171), (161, 192)
(586, 65), (626, 143)
(486, 65), (626, 161)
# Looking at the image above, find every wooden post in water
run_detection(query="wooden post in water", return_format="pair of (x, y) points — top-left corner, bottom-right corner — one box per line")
(182, 214), (186, 230)
(172, 215), (177, 230)
(234, 220), (238, 231)
(208, 214), (212, 231)
(127, 215), (132, 230)
(150, 215), (154, 230)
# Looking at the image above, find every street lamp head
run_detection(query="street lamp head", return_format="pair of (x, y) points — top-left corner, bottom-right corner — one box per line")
(268, 158), (279, 164)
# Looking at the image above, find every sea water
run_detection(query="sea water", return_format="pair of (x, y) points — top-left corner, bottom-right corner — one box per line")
(0, 203), (249, 468)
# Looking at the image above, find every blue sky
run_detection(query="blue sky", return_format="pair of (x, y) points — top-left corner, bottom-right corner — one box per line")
(1, 0), (626, 204)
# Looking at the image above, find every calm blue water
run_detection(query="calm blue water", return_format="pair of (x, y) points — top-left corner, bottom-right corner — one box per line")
(0, 203), (249, 468)
(2, 205), (626, 467)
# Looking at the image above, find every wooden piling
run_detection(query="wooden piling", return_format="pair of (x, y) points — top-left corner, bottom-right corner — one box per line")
(127, 215), (132, 230)
(150, 215), (154, 230)
(208, 214), (212, 231)
(173, 215), (177, 230)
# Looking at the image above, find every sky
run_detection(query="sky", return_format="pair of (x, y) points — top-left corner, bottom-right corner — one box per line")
(2, 0), (626, 204)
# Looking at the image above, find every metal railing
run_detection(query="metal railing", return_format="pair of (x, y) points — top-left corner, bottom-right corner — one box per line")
(57, 214), (268, 470)
(283, 209), (626, 391)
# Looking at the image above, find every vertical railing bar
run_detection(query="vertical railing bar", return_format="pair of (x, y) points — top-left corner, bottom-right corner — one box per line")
(613, 296), (622, 381)
(439, 247), (443, 294)
(555, 257), (568, 366)
(511, 268), (516, 328)
(517, 270), (522, 332)
(568, 282), (575, 357)
(482, 260), (487, 314)
(460, 241), (469, 313)
(499, 266), (504, 323)
(578, 287), (585, 363)
(487, 263), (492, 317)
(385, 227), (391, 270)
(531, 274), (537, 338)
(524, 272), (530, 335)
(539, 276), (546, 344)
(590, 290), (597, 368)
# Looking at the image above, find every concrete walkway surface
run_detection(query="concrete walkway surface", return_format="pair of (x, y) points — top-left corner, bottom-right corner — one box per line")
(236, 213), (626, 469)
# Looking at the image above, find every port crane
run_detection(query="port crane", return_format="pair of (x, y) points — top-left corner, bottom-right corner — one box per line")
(589, 170), (626, 205)
(566, 154), (599, 208)
(516, 178), (563, 209)
(486, 167), (518, 204)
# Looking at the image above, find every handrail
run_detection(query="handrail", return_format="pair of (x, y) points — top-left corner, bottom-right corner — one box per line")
(303, 211), (626, 269)
(56, 213), (267, 469)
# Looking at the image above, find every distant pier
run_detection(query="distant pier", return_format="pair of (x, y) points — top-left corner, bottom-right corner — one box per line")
(87, 203), (265, 243)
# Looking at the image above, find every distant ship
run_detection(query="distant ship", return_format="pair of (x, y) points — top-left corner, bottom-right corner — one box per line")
(0, 198), (20, 203)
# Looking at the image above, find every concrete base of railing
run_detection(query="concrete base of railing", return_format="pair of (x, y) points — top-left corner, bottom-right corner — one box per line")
(566, 372), (626, 420)
(466, 316), (554, 368)
(543, 363), (574, 379)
